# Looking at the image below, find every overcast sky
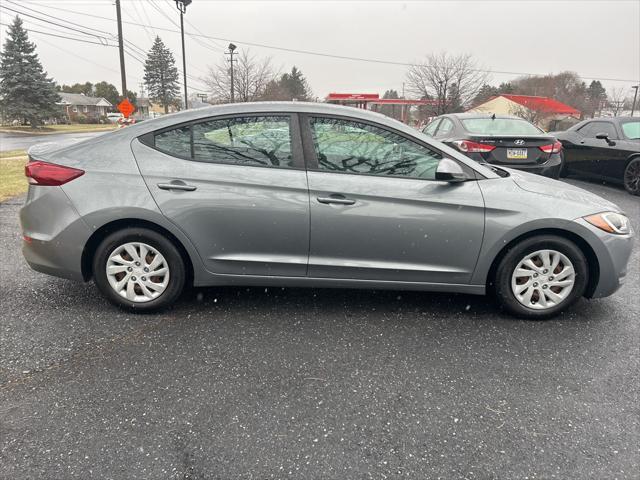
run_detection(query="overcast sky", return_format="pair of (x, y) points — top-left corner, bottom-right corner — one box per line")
(1, 0), (639, 99)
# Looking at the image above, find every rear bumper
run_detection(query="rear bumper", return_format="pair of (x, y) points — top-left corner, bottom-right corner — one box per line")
(495, 154), (563, 179)
(20, 186), (91, 282)
(466, 152), (563, 178)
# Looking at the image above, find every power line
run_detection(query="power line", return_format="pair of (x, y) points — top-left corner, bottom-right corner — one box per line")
(10, 2), (639, 84)
(35, 34), (141, 83)
(5, 0), (113, 36)
(1, 3), (111, 43)
(9, 1), (637, 88)
(128, 0), (154, 44)
(0, 21), (116, 47)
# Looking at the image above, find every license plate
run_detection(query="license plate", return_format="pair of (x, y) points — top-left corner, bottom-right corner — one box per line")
(507, 148), (528, 159)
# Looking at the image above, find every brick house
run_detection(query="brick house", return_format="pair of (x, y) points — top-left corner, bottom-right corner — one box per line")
(58, 92), (113, 122)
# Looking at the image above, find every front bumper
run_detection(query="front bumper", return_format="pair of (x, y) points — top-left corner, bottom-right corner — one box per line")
(20, 186), (92, 282)
(575, 218), (635, 298)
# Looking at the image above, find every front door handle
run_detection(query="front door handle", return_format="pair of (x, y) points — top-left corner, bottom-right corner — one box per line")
(317, 195), (355, 205)
(158, 182), (197, 192)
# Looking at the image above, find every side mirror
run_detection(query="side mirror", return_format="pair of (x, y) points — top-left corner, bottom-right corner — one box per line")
(436, 158), (467, 183)
(595, 132), (616, 146)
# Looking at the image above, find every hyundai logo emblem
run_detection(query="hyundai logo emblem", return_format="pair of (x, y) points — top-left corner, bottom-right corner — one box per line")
(514, 139), (525, 145)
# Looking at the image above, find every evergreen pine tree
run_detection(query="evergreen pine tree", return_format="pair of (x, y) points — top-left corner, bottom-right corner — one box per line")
(0, 16), (60, 126)
(280, 66), (312, 101)
(144, 36), (180, 113)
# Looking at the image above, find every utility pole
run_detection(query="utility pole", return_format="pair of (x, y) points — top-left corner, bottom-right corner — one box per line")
(115, 0), (127, 98)
(631, 85), (639, 117)
(175, 0), (192, 110)
(226, 43), (237, 103)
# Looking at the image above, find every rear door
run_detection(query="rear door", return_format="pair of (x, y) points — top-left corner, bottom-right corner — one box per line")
(132, 113), (310, 277)
(302, 115), (485, 285)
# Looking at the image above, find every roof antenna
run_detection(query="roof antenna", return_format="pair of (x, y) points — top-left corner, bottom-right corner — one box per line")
(491, 113), (496, 120)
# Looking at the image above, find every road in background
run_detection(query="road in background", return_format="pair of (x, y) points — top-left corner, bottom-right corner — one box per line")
(0, 179), (638, 479)
(0, 131), (107, 151)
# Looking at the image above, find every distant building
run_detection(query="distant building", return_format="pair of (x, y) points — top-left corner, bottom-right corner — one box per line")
(57, 92), (112, 122)
(134, 97), (151, 119)
(325, 92), (437, 124)
(468, 94), (581, 131)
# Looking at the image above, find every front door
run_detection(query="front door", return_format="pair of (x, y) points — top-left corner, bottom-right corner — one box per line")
(132, 114), (310, 277)
(302, 116), (485, 284)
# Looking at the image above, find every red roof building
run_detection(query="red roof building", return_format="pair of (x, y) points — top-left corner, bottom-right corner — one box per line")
(499, 94), (581, 116)
(468, 94), (581, 130)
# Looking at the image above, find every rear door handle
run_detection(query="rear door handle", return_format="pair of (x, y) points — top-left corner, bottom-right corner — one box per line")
(317, 195), (355, 205)
(157, 182), (197, 192)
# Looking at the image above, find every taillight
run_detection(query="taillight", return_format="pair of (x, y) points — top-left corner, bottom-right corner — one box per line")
(25, 160), (84, 186)
(453, 140), (496, 153)
(539, 141), (562, 154)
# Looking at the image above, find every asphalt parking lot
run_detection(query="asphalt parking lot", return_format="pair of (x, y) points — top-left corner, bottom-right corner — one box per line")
(1, 178), (638, 479)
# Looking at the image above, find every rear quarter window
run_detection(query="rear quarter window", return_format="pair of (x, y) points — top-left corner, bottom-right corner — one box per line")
(155, 125), (191, 158)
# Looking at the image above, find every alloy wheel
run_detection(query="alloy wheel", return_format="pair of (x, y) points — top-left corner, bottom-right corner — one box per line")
(624, 159), (640, 195)
(511, 249), (575, 310)
(106, 242), (170, 303)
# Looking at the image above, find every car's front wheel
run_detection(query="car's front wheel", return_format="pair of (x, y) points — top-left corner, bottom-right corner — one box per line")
(93, 227), (186, 311)
(623, 158), (640, 196)
(494, 235), (588, 319)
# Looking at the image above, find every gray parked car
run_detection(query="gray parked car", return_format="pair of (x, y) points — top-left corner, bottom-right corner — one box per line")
(21, 102), (634, 319)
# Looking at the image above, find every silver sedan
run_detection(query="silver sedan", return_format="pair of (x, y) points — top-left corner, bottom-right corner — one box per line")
(20, 102), (634, 319)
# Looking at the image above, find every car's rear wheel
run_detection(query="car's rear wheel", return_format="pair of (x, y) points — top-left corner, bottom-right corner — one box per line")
(623, 158), (640, 196)
(494, 235), (588, 319)
(93, 228), (185, 311)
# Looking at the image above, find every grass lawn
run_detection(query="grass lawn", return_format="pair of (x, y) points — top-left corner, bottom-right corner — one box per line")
(0, 150), (28, 202)
(0, 124), (116, 134)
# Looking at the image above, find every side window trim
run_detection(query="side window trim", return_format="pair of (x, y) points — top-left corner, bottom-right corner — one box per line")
(302, 114), (476, 181)
(138, 112), (305, 170)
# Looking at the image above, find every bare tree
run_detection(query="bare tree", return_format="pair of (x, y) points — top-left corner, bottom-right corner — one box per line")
(203, 49), (278, 103)
(608, 86), (627, 116)
(406, 52), (489, 114)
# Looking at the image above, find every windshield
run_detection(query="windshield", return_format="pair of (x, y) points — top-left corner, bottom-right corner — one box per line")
(462, 118), (543, 135)
(621, 120), (640, 140)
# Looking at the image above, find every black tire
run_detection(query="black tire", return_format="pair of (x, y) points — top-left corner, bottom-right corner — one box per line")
(93, 227), (186, 312)
(494, 235), (588, 320)
(623, 158), (640, 196)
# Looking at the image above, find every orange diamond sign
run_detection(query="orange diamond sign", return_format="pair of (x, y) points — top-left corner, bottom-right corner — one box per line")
(117, 98), (135, 118)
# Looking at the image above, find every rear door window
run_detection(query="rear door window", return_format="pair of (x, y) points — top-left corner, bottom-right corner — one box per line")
(192, 116), (292, 167)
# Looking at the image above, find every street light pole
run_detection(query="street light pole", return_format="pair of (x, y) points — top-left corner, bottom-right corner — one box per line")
(175, 0), (192, 110)
(226, 43), (237, 103)
(631, 85), (639, 117)
(115, 0), (127, 98)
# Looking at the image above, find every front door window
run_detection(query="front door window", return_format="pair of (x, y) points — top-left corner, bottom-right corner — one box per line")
(310, 117), (442, 180)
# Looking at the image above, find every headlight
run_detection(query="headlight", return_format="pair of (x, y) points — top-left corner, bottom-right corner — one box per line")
(584, 212), (630, 235)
